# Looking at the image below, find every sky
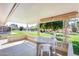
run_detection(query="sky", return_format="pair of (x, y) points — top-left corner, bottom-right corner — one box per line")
(5, 22), (37, 28)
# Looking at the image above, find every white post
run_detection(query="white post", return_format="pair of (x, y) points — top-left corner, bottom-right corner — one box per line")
(37, 23), (40, 37)
(26, 24), (29, 31)
(75, 18), (78, 32)
(68, 42), (73, 56)
(37, 23), (40, 56)
(11, 26), (12, 33)
(2, 26), (4, 34)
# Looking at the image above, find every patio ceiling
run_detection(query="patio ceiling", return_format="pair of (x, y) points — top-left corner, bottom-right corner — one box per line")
(0, 3), (14, 26)
(0, 3), (79, 25)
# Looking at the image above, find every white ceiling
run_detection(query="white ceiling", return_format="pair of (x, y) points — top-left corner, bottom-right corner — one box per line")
(0, 3), (14, 25)
(0, 3), (79, 25)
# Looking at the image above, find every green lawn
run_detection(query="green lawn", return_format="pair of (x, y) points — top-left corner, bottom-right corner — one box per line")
(69, 35), (79, 41)
(0, 31), (27, 39)
(10, 31), (52, 37)
(0, 31), (52, 39)
(25, 31), (52, 37)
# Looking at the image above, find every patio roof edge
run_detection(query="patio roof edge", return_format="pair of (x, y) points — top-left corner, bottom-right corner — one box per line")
(40, 11), (78, 23)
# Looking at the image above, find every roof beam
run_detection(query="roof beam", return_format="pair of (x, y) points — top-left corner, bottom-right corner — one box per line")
(40, 11), (78, 23)
(3, 3), (20, 25)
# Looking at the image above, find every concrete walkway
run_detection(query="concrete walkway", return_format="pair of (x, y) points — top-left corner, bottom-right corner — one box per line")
(0, 40), (36, 56)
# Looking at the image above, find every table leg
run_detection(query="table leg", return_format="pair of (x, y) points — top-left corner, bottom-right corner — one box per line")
(37, 43), (40, 56)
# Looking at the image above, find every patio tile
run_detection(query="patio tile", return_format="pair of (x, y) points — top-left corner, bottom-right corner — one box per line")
(0, 41), (36, 56)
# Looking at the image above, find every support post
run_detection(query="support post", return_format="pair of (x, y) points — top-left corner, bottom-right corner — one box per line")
(68, 42), (73, 56)
(37, 23), (40, 56)
(63, 20), (68, 43)
(75, 18), (78, 32)
(37, 23), (40, 37)
(26, 24), (29, 31)
(2, 26), (3, 34)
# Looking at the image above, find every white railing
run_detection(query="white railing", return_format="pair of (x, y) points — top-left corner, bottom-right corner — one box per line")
(67, 42), (73, 56)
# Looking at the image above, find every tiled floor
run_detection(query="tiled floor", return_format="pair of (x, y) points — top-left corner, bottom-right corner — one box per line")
(0, 40), (36, 56)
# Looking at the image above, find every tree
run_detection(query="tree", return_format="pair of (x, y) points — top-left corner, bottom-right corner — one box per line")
(40, 21), (63, 31)
(40, 23), (46, 32)
(51, 21), (63, 31)
(40, 23), (46, 29)
(19, 26), (24, 31)
(9, 24), (18, 30)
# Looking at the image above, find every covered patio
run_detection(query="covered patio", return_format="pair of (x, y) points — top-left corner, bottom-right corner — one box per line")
(0, 3), (79, 56)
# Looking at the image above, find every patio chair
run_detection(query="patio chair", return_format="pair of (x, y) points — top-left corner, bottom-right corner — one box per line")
(49, 37), (57, 55)
(40, 44), (51, 56)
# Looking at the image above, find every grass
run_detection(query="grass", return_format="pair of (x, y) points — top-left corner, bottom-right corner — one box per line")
(0, 31), (52, 39)
(25, 31), (52, 37)
(0, 31), (26, 39)
(69, 35), (79, 42)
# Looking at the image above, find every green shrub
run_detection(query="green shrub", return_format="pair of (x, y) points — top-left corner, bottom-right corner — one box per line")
(56, 37), (64, 41)
(56, 34), (64, 37)
(56, 33), (64, 41)
(72, 41), (79, 55)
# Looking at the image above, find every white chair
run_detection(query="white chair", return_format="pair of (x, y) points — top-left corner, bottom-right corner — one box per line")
(40, 44), (51, 56)
(49, 37), (57, 55)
